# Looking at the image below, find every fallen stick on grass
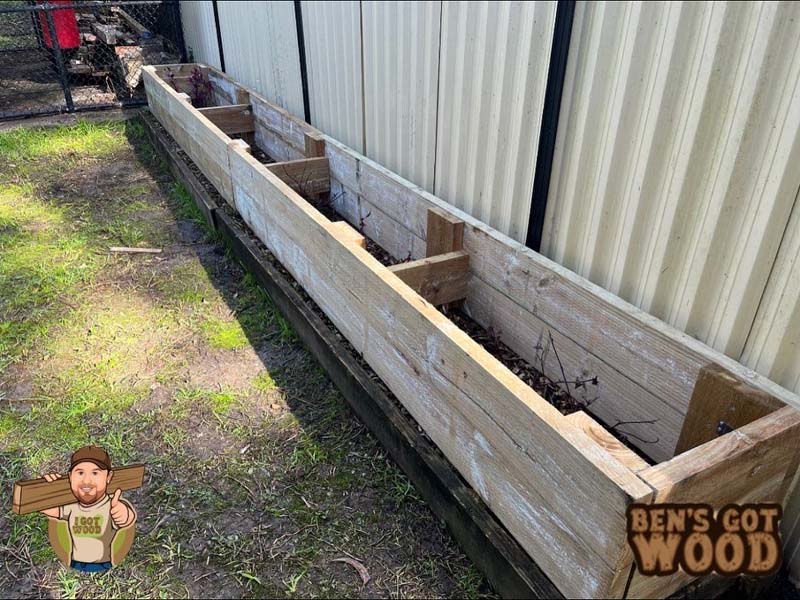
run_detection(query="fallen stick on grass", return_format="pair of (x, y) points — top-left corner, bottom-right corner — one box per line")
(12, 465), (146, 515)
(109, 247), (163, 254)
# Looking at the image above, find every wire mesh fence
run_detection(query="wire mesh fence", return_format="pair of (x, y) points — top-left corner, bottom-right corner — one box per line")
(0, 1), (185, 120)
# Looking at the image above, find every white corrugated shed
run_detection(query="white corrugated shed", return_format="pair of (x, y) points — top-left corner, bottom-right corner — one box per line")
(541, 0), (800, 575)
(307, 0), (555, 243)
(216, 1), (304, 118)
(362, 1), (441, 191)
(301, 0), (364, 153)
(543, 0), (800, 371)
(179, 0), (221, 69)
(435, 0), (556, 242)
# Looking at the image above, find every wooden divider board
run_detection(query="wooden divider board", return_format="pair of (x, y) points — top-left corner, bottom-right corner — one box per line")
(197, 104), (255, 136)
(267, 157), (330, 196)
(389, 251), (470, 306)
(226, 143), (653, 598)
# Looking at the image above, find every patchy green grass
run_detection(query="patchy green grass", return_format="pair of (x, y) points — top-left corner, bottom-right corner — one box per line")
(0, 118), (493, 599)
(0, 120), (129, 164)
(201, 316), (249, 350)
(252, 370), (276, 393)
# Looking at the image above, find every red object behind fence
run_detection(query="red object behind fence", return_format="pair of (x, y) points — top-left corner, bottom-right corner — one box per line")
(37, 0), (80, 50)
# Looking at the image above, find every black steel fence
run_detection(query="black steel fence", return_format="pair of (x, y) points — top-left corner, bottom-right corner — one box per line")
(0, 1), (185, 120)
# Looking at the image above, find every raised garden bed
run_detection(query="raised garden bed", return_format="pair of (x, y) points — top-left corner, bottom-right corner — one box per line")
(143, 63), (800, 599)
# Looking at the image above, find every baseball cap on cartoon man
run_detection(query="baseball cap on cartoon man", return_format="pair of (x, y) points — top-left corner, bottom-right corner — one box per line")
(39, 445), (137, 572)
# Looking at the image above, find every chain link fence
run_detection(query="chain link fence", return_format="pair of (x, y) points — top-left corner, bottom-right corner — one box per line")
(0, 1), (185, 120)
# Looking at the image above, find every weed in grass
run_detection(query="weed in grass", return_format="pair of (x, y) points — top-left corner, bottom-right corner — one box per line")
(457, 565), (488, 599)
(209, 390), (238, 415)
(284, 569), (307, 595)
(56, 568), (81, 600)
(289, 433), (328, 469)
(162, 428), (187, 451)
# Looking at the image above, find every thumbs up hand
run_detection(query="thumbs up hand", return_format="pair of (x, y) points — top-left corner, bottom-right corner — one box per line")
(109, 488), (132, 527)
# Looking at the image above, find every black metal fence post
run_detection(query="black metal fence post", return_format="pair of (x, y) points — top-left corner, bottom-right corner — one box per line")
(43, 3), (74, 113)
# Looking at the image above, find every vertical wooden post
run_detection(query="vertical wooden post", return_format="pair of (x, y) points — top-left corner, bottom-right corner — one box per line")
(426, 207), (464, 257)
(304, 132), (326, 158)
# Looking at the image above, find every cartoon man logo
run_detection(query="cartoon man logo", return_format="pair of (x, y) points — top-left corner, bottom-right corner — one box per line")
(37, 446), (138, 572)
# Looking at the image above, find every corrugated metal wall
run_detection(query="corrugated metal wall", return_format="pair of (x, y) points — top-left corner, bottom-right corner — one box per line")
(362, 1), (441, 191)
(307, 0), (556, 242)
(435, 1), (555, 242)
(301, 0), (364, 153)
(216, 1), (305, 118)
(541, 1), (800, 576)
(179, 0), (221, 69)
(542, 0), (800, 379)
(176, 1), (556, 242)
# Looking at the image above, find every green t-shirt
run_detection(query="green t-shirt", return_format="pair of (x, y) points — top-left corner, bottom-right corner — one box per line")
(59, 494), (118, 563)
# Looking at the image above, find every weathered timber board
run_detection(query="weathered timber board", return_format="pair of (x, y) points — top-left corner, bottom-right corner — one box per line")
(208, 71), (250, 106)
(197, 104), (254, 136)
(227, 143), (653, 598)
(143, 67), (236, 205)
(389, 251), (470, 306)
(267, 157), (330, 196)
(675, 363), (785, 455)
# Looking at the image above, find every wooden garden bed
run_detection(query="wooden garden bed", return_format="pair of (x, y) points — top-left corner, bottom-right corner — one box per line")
(143, 64), (800, 599)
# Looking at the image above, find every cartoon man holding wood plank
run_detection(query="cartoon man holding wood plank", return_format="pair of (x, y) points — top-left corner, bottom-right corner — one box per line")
(12, 445), (144, 572)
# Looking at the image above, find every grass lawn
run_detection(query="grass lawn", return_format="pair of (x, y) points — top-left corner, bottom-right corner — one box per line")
(0, 118), (492, 598)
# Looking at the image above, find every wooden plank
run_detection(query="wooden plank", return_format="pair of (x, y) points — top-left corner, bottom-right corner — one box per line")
(465, 278), (683, 463)
(389, 251), (470, 306)
(305, 132), (326, 158)
(266, 157), (330, 196)
(197, 104), (254, 135)
(427, 207), (464, 257)
(674, 363), (785, 455)
(330, 178), (427, 262)
(13, 465), (145, 515)
(251, 93), (320, 158)
(227, 143), (652, 598)
(628, 406), (800, 598)
(143, 67), (243, 206)
(330, 221), (365, 248)
(116, 7), (149, 35)
(207, 70), (250, 105)
(565, 412), (650, 473)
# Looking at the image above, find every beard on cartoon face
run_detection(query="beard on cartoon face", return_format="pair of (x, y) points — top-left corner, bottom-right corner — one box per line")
(69, 461), (110, 505)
